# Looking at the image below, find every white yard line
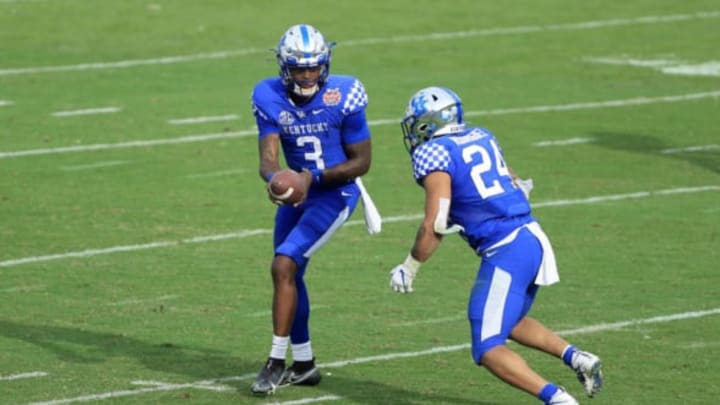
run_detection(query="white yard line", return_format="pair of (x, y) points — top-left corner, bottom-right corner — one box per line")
(60, 160), (128, 171)
(583, 57), (679, 68)
(662, 62), (720, 77)
(18, 307), (720, 405)
(131, 380), (235, 392)
(246, 304), (330, 318)
(1, 185), (717, 269)
(2, 90), (719, 160)
(0, 131), (246, 159)
(0, 284), (45, 293)
(0, 99), (14, 107)
(106, 295), (179, 307)
(51, 107), (122, 117)
(185, 169), (246, 179)
(533, 137), (594, 147)
(584, 57), (720, 77)
(396, 312), (466, 327)
(0, 371), (48, 381)
(167, 115), (238, 125)
(0, 49), (265, 77)
(270, 396), (343, 405)
(0, 229), (271, 268)
(463, 90), (720, 117)
(679, 341), (720, 349)
(537, 140), (720, 151)
(661, 144), (720, 154)
(1, 11), (719, 76)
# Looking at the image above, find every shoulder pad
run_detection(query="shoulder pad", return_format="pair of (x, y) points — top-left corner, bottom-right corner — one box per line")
(322, 75), (368, 115)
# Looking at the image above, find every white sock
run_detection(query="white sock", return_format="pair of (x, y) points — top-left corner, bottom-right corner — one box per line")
(269, 335), (289, 360)
(291, 341), (314, 362)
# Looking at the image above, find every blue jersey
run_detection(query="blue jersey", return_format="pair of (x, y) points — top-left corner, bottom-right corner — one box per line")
(411, 127), (534, 252)
(252, 74), (370, 185)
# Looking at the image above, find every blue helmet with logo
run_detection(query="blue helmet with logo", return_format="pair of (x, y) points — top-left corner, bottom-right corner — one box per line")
(276, 24), (334, 97)
(401, 86), (465, 154)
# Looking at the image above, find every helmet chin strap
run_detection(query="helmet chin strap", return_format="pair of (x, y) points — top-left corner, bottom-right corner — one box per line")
(292, 83), (319, 97)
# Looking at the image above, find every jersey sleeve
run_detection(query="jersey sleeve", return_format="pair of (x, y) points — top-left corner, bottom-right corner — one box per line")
(341, 110), (370, 145)
(341, 79), (369, 116)
(251, 81), (280, 139)
(412, 142), (452, 182)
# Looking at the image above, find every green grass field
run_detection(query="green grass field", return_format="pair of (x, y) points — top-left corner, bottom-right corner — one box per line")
(1, 1), (719, 404)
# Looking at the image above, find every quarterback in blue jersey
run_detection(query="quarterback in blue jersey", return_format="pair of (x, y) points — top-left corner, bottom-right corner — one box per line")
(249, 24), (372, 395)
(389, 87), (603, 404)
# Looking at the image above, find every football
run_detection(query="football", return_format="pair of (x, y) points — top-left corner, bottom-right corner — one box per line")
(268, 169), (306, 205)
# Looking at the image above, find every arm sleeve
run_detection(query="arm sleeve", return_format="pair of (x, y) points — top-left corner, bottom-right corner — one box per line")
(341, 79), (369, 115)
(412, 143), (452, 182)
(253, 102), (279, 139)
(341, 110), (370, 145)
(251, 82), (280, 139)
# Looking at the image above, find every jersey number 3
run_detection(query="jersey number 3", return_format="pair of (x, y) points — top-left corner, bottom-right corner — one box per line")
(462, 139), (510, 198)
(297, 135), (326, 169)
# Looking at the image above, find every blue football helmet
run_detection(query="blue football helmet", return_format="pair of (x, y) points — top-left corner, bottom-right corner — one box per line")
(401, 86), (465, 154)
(276, 24), (334, 97)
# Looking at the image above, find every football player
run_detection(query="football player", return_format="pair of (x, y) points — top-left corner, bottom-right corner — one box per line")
(389, 86), (603, 404)
(250, 24), (372, 395)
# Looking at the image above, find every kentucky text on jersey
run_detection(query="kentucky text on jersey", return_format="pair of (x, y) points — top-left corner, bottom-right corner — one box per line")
(282, 122), (330, 136)
(252, 74), (369, 172)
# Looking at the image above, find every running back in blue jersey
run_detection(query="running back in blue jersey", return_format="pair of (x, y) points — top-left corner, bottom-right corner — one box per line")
(252, 74), (370, 178)
(411, 127), (534, 252)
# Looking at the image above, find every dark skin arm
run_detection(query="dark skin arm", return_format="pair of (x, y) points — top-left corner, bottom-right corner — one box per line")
(258, 134), (372, 203)
(258, 134), (282, 182)
(258, 134), (287, 204)
(315, 138), (372, 185)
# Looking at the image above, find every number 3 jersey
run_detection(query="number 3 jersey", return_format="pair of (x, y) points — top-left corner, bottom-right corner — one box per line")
(412, 127), (535, 253)
(251, 74), (370, 178)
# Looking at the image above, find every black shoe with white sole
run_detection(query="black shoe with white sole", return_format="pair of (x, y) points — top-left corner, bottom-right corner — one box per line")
(250, 357), (286, 395)
(279, 358), (321, 387)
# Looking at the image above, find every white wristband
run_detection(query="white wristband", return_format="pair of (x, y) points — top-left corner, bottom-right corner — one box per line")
(403, 253), (422, 275)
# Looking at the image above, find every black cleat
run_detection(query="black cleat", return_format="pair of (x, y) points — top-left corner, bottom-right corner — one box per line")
(279, 358), (322, 387)
(250, 357), (286, 395)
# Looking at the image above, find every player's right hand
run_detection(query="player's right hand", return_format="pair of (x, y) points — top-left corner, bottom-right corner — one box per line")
(389, 264), (416, 293)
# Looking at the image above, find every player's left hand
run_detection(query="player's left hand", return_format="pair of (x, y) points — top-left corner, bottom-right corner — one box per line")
(514, 178), (534, 199)
(389, 264), (416, 293)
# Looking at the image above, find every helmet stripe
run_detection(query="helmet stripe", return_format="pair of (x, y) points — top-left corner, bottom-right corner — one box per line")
(299, 25), (312, 58)
(443, 87), (464, 122)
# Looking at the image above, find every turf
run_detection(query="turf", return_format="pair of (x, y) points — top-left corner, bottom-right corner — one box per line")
(1, 1), (719, 404)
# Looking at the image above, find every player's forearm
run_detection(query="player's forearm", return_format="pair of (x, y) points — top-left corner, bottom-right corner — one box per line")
(258, 134), (281, 182)
(410, 222), (442, 262)
(259, 161), (282, 182)
(319, 158), (370, 184)
(508, 165), (519, 182)
(317, 139), (371, 184)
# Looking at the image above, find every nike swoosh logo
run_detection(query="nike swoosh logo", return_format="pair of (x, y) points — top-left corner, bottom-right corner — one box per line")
(341, 191), (352, 197)
(312, 109), (324, 115)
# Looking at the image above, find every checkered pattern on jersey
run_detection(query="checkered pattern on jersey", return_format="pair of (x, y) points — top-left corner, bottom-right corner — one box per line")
(342, 79), (369, 115)
(412, 142), (451, 180)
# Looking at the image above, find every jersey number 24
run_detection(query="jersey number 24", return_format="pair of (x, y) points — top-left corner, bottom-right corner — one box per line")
(462, 139), (511, 199)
